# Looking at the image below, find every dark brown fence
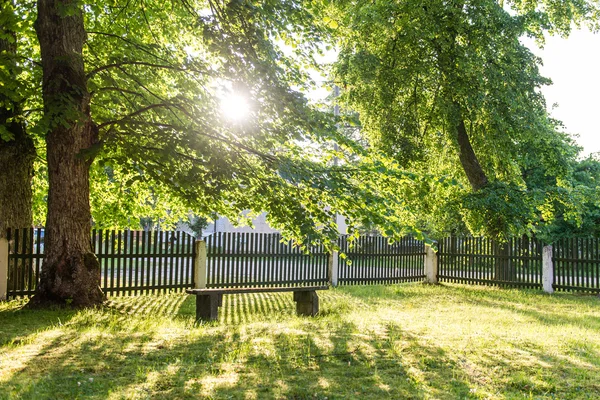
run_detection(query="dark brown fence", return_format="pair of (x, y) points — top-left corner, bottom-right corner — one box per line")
(438, 236), (543, 288)
(205, 232), (328, 288)
(553, 238), (600, 293)
(8, 227), (600, 298)
(6, 228), (195, 299)
(338, 235), (425, 285)
(92, 229), (195, 295)
(6, 228), (43, 298)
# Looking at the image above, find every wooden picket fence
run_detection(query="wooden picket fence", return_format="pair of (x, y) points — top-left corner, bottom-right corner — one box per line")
(6, 228), (44, 298)
(5, 228), (600, 300)
(338, 235), (425, 285)
(204, 233), (427, 288)
(92, 229), (196, 295)
(205, 232), (329, 288)
(6, 228), (196, 298)
(553, 237), (600, 293)
(438, 236), (600, 293)
(437, 236), (544, 289)
(5, 229), (425, 298)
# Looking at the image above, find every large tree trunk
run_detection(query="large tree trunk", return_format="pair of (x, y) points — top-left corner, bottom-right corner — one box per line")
(0, 118), (35, 239)
(30, 0), (104, 307)
(0, 1), (37, 293)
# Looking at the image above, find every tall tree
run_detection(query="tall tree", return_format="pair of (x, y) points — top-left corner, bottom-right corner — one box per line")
(330, 0), (599, 238)
(30, 0), (103, 307)
(0, 0), (36, 237)
(24, 0), (433, 307)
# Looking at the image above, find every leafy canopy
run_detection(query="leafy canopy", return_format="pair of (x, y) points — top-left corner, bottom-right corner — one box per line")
(10, 0), (437, 246)
(328, 0), (600, 239)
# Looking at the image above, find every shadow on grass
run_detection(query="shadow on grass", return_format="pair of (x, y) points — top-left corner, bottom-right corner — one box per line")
(2, 286), (600, 399)
(339, 282), (600, 332)
(1, 290), (475, 399)
(0, 301), (79, 347)
(1, 318), (475, 399)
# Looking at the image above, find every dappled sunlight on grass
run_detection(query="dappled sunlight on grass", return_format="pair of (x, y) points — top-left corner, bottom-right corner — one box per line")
(0, 283), (599, 398)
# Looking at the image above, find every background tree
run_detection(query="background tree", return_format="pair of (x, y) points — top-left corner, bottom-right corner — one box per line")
(0, 0), (37, 237)
(1, 0), (39, 291)
(186, 215), (211, 238)
(329, 0), (599, 240)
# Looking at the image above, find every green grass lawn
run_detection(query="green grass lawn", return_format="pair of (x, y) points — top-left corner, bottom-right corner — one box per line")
(1, 284), (599, 399)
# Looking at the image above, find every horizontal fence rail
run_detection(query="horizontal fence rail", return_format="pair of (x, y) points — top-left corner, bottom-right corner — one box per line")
(553, 238), (600, 293)
(438, 236), (543, 289)
(205, 232), (328, 288)
(6, 228), (195, 299)
(338, 235), (426, 285)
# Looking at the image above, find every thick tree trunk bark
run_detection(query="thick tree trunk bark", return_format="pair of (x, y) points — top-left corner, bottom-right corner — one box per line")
(0, 121), (34, 239)
(0, 0), (36, 238)
(456, 116), (488, 191)
(0, 121), (35, 291)
(30, 0), (104, 307)
(0, 1), (37, 291)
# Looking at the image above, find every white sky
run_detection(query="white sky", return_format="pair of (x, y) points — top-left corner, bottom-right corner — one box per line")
(523, 29), (600, 157)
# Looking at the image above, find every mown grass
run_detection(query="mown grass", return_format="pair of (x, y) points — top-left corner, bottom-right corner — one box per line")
(1, 283), (599, 399)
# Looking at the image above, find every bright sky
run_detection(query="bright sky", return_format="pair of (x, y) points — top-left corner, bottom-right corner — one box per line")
(525, 28), (600, 157)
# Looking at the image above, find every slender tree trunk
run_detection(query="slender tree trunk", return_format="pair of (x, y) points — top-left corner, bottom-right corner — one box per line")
(456, 115), (488, 191)
(0, 1), (37, 292)
(436, 11), (489, 193)
(30, 0), (104, 307)
(434, 4), (489, 192)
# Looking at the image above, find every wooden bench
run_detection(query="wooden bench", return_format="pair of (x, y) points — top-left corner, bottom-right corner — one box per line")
(186, 286), (328, 321)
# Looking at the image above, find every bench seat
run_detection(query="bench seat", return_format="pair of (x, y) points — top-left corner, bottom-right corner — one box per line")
(186, 286), (328, 321)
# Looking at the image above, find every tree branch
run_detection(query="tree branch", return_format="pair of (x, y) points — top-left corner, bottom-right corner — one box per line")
(97, 103), (174, 129)
(87, 61), (212, 79)
(91, 86), (145, 98)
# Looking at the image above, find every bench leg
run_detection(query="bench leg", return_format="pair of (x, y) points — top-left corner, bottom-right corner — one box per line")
(293, 291), (319, 317)
(196, 294), (222, 321)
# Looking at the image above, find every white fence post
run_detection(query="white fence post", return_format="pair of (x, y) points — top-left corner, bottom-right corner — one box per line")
(424, 244), (438, 284)
(0, 238), (8, 301)
(194, 240), (207, 289)
(542, 245), (554, 294)
(328, 250), (339, 287)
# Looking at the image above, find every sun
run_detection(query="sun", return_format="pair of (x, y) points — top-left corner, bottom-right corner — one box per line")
(220, 93), (250, 122)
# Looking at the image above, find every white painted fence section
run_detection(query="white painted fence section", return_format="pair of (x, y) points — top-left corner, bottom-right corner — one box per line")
(194, 240), (207, 289)
(542, 245), (554, 294)
(328, 250), (339, 287)
(424, 245), (438, 284)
